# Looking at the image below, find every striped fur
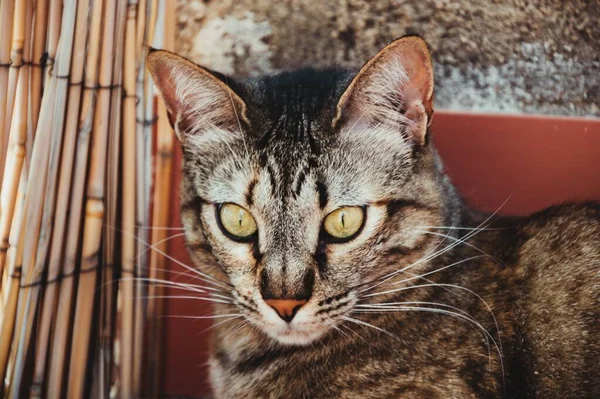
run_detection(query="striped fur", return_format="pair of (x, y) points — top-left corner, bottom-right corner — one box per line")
(148, 36), (600, 398)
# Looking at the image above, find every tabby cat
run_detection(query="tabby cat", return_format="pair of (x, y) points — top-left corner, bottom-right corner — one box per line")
(147, 36), (600, 398)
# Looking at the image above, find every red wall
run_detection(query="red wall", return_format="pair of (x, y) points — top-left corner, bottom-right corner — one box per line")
(162, 111), (600, 397)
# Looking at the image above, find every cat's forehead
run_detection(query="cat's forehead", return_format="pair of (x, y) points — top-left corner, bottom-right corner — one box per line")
(232, 69), (352, 194)
(190, 67), (415, 206)
(243, 68), (353, 142)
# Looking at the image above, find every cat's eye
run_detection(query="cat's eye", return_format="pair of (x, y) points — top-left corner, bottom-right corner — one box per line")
(217, 203), (258, 240)
(323, 206), (365, 242)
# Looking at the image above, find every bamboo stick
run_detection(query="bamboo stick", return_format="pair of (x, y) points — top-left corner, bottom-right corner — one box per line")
(0, 0), (170, 395)
(43, 0), (63, 83)
(0, 263), (5, 320)
(67, 0), (118, 396)
(0, 170), (26, 393)
(46, 0), (104, 395)
(133, 67), (149, 399)
(31, 1), (89, 395)
(136, 0), (148, 65)
(0, 0), (28, 277)
(97, 1), (128, 396)
(120, 2), (139, 397)
(133, 0), (158, 388)
(8, 1), (78, 395)
(0, 0), (15, 186)
(145, 0), (160, 61)
(146, 1), (175, 396)
(26, 0), (50, 167)
(0, 0), (32, 298)
(1, 0), (28, 158)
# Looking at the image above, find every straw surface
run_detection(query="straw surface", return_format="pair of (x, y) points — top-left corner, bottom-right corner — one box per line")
(67, 0), (119, 396)
(97, 1), (128, 396)
(27, 0), (49, 166)
(46, 0), (105, 393)
(0, 0), (176, 396)
(9, 1), (78, 395)
(31, 1), (89, 395)
(120, 3), (140, 396)
(0, 0), (16, 186)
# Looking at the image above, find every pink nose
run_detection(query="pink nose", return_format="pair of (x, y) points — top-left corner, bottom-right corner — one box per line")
(265, 299), (307, 322)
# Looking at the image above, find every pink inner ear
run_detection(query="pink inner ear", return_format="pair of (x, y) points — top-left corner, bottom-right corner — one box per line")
(147, 54), (187, 119)
(399, 46), (434, 123)
(367, 39), (434, 124)
(333, 37), (434, 142)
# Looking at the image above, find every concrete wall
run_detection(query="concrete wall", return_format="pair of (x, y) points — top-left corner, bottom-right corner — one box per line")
(175, 0), (599, 117)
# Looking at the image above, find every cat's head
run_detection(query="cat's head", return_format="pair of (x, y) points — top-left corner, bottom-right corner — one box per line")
(148, 36), (455, 345)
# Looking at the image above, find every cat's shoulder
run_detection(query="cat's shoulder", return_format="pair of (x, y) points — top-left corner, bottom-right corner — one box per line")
(511, 203), (600, 398)
(515, 202), (600, 278)
(520, 202), (600, 241)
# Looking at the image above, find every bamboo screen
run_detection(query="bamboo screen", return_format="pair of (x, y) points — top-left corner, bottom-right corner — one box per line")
(0, 0), (176, 397)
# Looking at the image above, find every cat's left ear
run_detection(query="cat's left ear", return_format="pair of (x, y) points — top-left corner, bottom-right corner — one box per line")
(333, 36), (434, 145)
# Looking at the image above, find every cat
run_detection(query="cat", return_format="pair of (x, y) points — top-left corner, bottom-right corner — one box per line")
(147, 36), (600, 398)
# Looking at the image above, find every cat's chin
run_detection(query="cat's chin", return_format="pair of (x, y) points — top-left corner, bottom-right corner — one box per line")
(264, 324), (329, 346)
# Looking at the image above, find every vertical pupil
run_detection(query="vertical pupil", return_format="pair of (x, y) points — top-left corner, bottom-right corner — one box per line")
(238, 209), (243, 227)
(340, 212), (345, 228)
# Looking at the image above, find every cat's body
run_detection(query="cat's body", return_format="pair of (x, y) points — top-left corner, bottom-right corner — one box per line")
(209, 203), (600, 398)
(148, 36), (599, 398)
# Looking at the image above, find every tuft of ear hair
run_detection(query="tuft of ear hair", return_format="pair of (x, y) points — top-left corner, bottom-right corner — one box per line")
(333, 36), (434, 145)
(146, 49), (249, 142)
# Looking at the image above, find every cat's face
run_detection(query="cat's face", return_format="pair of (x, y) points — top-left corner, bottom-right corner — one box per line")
(149, 36), (447, 345)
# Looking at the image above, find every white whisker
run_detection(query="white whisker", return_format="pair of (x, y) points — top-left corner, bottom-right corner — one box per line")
(353, 305), (505, 387)
(363, 195), (513, 294)
(221, 320), (250, 342)
(416, 229), (504, 266)
(390, 255), (486, 286)
(362, 233), (450, 292)
(121, 276), (225, 294)
(160, 313), (241, 320)
(362, 281), (503, 358)
(144, 266), (215, 285)
(417, 225), (506, 231)
(325, 320), (349, 339)
(340, 316), (402, 342)
(338, 321), (367, 341)
(136, 225), (185, 230)
(107, 224), (232, 289)
(136, 232), (186, 260)
(143, 294), (232, 303)
(357, 301), (477, 325)
(198, 316), (246, 336)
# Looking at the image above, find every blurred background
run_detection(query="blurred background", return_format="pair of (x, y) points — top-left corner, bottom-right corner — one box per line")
(175, 0), (599, 117)
(162, 1), (600, 398)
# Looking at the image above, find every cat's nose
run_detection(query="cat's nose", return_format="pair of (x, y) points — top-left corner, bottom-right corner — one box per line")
(259, 267), (314, 322)
(265, 299), (307, 322)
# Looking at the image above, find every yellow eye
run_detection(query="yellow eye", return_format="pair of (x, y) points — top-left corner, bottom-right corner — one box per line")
(218, 203), (258, 239)
(323, 206), (365, 241)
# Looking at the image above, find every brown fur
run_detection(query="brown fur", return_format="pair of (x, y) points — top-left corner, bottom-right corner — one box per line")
(148, 36), (600, 398)
(207, 204), (600, 398)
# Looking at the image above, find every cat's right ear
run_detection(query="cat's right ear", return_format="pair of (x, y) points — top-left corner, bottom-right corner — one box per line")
(146, 49), (249, 142)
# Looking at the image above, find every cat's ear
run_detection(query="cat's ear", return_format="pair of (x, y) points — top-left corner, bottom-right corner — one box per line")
(333, 36), (434, 145)
(147, 49), (249, 142)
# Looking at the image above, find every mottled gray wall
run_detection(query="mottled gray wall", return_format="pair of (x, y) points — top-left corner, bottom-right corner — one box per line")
(176, 0), (599, 117)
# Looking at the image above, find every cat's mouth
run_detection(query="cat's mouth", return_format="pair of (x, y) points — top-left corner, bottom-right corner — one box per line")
(262, 320), (331, 346)
(254, 295), (354, 346)
(242, 300), (329, 345)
